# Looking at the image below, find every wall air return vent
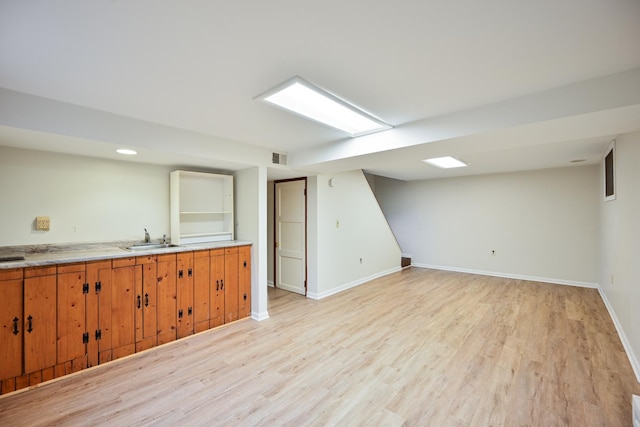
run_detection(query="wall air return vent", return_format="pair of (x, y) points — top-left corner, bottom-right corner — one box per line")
(272, 152), (288, 166)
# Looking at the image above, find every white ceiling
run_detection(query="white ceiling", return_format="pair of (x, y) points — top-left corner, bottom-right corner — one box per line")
(1, 0), (640, 180)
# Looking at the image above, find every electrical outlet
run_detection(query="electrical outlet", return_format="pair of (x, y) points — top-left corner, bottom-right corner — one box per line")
(36, 216), (50, 231)
(336, 219), (340, 228)
(491, 250), (496, 256)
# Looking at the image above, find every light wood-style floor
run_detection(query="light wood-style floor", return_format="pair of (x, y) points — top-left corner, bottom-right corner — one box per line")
(1, 268), (638, 426)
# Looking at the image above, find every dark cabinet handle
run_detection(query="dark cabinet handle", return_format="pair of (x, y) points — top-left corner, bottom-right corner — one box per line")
(216, 280), (219, 291)
(27, 315), (33, 333)
(179, 270), (184, 279)
(188, 307), (193, 316)
(244, 293), (247, 301)
(178, 309), (183, 319)
(137, 295), (141, 309)
(221, 280), (224, 290)
(243, 261), (247, 268)
(12, 317), (19, 335)
(188, 268), (193, 277)
(145, 293), (149, 307)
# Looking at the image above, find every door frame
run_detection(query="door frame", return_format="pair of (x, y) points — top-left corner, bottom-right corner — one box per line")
(273, 177), (308, 296)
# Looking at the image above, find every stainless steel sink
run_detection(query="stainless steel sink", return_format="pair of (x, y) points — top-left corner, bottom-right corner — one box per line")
(124, 243), (177, 251)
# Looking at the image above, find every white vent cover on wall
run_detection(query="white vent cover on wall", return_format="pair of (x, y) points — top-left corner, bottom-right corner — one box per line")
(272, 152), (288, 166)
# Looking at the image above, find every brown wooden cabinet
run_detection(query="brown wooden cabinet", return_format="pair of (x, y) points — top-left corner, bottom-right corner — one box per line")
(110, 257), (137, 361)
(224, 247), (239, 323)
(23, 267), (57, 375)
(210, 248), (225, 328)
(156, 254), (177, 345)
(0, 268), (23, 392)
(238, 245), (251, 319)
(86, 260), (114, 366)
(177, 252), (194, 338)
(135, 255), (157, 352)
(0, 244), (251, 396)
(56, 263), (88, 372)
(193, 250), (210, 333)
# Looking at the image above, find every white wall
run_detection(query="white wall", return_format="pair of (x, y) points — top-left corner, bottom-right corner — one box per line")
(309, 170), (401, 299)
(374, 166), (600, 286)
(234, 166), (269, 321)
(0, 146), (174, 245)
(599, 132), (640, 380)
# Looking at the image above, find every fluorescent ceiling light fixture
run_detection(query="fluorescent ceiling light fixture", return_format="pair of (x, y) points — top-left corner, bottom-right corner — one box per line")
(256, 76), (391, 137)
(423, 156), (468, 169)
(116, 149), (137, 155)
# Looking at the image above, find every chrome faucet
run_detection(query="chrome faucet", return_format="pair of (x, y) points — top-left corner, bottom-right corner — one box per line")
(162, 234), (167, 245)
(144, 228), (150, 243)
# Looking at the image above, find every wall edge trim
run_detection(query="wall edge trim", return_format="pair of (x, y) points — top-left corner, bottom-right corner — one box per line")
(251, 311), (270, 321)
(598, 287), (640, 383)
(307, 266), (401, 300)
(412, 263), (599, 288)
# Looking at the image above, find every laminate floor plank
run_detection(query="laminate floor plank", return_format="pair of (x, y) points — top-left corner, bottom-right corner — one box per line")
(1, 267), (638, 426)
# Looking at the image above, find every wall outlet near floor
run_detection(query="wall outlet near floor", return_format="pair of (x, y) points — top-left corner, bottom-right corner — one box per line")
(36, 216), (50, 231)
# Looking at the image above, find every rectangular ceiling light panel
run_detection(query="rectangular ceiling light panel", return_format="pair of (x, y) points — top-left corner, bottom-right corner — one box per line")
(423, 156), (468, 169)
(257, 76), (391, 137)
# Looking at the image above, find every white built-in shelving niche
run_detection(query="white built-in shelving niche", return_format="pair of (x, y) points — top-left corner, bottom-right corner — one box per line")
(170, 170), (234, 245)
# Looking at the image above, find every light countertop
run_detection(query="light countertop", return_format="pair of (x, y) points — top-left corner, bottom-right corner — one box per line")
(0, 240), (252, 269)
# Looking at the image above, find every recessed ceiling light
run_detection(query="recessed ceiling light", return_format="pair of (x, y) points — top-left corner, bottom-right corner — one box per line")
(116, 149), (137, 155)
(256, 76), (392, 137)
(423, 156), (468, 169)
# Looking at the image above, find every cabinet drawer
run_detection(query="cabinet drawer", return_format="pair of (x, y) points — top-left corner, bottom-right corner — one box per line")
(24, 266), (56, 278)
(57, 263), (85, 274)
(0, 268), (23, 281)
(112, 257), (135, 268)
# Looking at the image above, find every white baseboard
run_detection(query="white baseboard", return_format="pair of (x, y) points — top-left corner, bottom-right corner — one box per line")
(598, 288), (640, 383)
(412, 263), (599, 289)
(267, 280), (274, 288)
(307, 266), (401, 300)
(251, 311), (270, 321)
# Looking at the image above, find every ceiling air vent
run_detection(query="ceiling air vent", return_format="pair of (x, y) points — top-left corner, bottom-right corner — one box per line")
(272, 152), (288, 166)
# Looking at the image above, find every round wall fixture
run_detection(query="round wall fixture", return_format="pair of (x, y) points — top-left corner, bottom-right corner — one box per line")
(328, 178), (335, 187)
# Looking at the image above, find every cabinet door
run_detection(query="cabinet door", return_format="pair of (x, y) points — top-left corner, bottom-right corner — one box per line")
(193, 250), (210, 333)
(57, 263), (87, 367)
(177, 252), (194, 338)
(111, 259), (137, 360)
(24, 273), (57, 373)
(156, 254), (177, 345)
(0, 271), (23, 381)
(238, 245), (251, 319)
(209, 249), (225, 328)
(224, 247), (239, 323)
(86, 260), (113, 366)
(135, 256), (157, 352)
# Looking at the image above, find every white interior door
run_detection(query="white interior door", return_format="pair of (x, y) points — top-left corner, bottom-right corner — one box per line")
(275, 179), (306, 295)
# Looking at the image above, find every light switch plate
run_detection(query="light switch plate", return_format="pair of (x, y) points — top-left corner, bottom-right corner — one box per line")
(36, 216), (50, 231)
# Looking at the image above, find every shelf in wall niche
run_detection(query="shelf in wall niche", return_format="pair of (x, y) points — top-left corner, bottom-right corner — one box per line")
(179, 211), (232, 215)
(170, 170), (234, 245)
(180, 232), (233, 238)
(178, 232), (234, 245)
